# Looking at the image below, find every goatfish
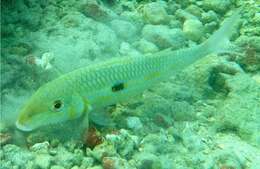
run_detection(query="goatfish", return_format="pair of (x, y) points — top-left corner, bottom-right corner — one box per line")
(16, 9), (240, 132)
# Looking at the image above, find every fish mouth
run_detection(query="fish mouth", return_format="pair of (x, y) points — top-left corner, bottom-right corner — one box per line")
(15, 121), (33, 132)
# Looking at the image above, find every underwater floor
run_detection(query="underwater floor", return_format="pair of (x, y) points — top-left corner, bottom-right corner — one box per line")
(1, 0), (260, 169)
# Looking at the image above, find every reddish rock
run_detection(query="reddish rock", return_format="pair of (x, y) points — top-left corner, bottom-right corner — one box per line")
(0, 133), (11, 145)
(84, 127), (103, 149)
(102, 157), (115, 169)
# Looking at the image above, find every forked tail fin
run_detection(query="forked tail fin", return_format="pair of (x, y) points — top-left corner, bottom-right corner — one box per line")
(202, 8), (241, 54)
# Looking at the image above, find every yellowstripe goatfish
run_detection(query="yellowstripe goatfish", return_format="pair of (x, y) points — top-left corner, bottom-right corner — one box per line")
(16, 10), (240, 131)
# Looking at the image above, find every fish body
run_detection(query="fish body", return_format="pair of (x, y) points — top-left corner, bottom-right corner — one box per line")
(16, 10), (240, 131)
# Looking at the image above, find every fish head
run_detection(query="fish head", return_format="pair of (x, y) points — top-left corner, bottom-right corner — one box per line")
(16, 83), (86, 132)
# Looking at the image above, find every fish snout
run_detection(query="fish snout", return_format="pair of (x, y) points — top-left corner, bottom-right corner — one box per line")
(15, 120), (33, 132)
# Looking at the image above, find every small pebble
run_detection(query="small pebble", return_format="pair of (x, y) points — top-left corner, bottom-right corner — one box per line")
(126, 116), (143, 130)
(30, 141), (49, 153)
(50, 165), (65, 169)
(183, 19), (204, 42)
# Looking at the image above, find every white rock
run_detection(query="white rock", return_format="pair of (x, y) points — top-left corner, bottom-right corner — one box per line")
(110, 19), (137, 40)
(142, 25), (187, 49)
(50, 165), (65, 169)
(80, 157), (94, 168)
(2, 144), (34, 168)
(120, 11), (144, 29)
(119, 42), (141, 57)
(183, 19), (204, 42)
(126, 116), (143, 130)
(143, 2), (169, 24)
(203, 0), (232, 13)
(135, 38), (159, 54)
(31, 13), (119, 73)
(30, 141), (49, 153)
(35, 52), (54, 70)
(71, 166), (80, 169)
(35, 154), (52, 169)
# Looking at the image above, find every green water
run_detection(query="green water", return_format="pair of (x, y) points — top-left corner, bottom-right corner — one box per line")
(1, 0), (260, 169)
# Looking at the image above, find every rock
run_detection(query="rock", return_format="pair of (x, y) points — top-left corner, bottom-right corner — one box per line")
(71, 166), (80, 169)
(235, 35), (260, 72)
(126, 116), (143, 130)
(134, 152), (162, 169)
(33, 52), (55, 70)
(87, 166), (103, 169)
(203, 0), (232, 14)
(214, 73), (260, 147)
(169, 20), (182, 29)
(64, 140), (83, 153)
(203, 135), (257, 169)
(94, 21), (120, 57)
(208, 62), (244, 94)
(166, 1), (181, 15)
(87, 142), (117, 162)
(105, 129), (139, 157)
(153, 113), (173, 128)
(110, 19), (137, 40)
(9, 42), (31, 56)
(179, 54), (236, 98)
(142, 25), (187, 49)
(54, 146), (83, 168)
(80, 0), (117, 21)
(139, 131), (175, 154)
(235, 36), (260, 52)
(27, 132), (49, 146)
(30, 141), (50, 153)
(142, 2), (169, 24)
(154, 79), (201, 103)
(117, 1), (136, 11)
(17, 3), (42, 30)
(175, 9), (198, 21)
(120, 11), (144, 30)
(2, 144), (34, 168)
(136, 92), (174, 128)
(119, 42), (141, 57)
(84, 127), (103, 149)
(102, 157), (115, 169)
(183, 19), (204, 42)
(0, 116), (9, 131)
(252, 74), (260, 84)
(102, 157), (133, 169)
(0, 133), (12, 146)
(50, 138), (60, 148)
(50, 165), (65, 169)
(80, 157), (94, 168)
(34, 154), (52, 169)
(182, 127), (206, 151)
(185, 5), (204, 18)
(171, 101), (195, 121)
(174, 0), (190, 8)
(204, 21), (218, 33)
(32, 14), (119, 72)
(201, 10), (219, 23)
(134, 38), (159, 54)
(61, 11), (84, 28)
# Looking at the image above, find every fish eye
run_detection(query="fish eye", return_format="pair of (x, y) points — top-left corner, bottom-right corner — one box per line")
(53, 100), (63, 111)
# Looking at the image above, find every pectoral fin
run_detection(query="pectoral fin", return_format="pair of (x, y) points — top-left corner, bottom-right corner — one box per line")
(89, 107), (115, 127)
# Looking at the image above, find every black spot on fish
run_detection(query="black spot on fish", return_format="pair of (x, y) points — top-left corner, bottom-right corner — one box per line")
(112, 82), (125, 92)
